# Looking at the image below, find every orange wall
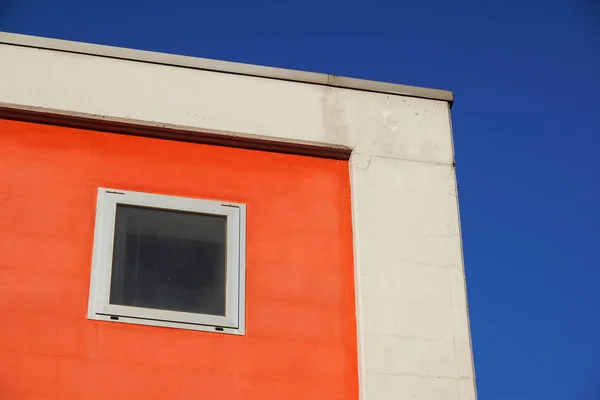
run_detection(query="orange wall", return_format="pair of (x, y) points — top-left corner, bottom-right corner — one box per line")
(0, 119), (358, 400)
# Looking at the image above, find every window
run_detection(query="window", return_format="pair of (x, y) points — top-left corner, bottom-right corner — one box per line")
(87, 188), (246, 334)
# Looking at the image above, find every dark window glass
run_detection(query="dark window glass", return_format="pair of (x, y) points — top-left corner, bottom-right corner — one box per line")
(109, 205), (227, 316)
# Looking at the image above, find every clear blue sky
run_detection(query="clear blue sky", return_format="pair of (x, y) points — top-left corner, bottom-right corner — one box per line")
(2, 1), (599, 398)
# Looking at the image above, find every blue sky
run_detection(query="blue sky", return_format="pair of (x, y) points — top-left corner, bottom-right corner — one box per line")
(2, 1), (599, 398)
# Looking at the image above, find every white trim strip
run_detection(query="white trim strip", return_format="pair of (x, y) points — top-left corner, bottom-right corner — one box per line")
(0, 31), (453, 104)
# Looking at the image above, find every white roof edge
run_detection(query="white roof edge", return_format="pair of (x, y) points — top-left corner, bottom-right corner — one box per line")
(0, 31), (454, 104)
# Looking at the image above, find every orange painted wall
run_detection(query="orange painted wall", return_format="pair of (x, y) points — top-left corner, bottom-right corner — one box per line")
(0, 119), (358, 400)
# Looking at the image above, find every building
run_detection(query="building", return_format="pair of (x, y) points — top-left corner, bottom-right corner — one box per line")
(0, 32), (476, 399)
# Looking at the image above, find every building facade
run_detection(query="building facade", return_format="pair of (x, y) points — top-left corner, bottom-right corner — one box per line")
(0, 32), (476, 399)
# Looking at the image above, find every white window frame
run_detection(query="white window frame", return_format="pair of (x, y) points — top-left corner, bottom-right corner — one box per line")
(87, 188), (246, 335)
